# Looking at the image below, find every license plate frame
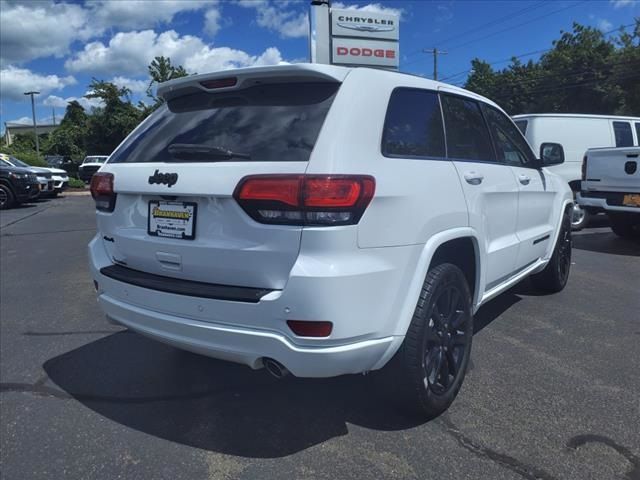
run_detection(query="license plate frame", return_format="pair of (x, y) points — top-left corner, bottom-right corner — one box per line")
(148, 200), (198, 240)
(622, 194), (640, 207)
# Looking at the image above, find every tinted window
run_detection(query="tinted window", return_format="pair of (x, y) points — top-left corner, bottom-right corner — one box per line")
(109, 83), (339, 163)
(441, 95), (495, 161)
(483, 106), (536, 167)
(613, 121), (633, 147)
(381, 88), (445, 158)
(514, 120), (528, 134)
(635, 123), (640, 146)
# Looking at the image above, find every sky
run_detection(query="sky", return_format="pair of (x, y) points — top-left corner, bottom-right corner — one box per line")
(0, 0), (638, 132)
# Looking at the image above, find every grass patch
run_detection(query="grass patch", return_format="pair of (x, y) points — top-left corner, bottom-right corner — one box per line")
(68, 177), (86, 188)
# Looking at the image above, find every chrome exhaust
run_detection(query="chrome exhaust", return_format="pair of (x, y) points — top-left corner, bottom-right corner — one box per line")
(263, 358), (290, 379)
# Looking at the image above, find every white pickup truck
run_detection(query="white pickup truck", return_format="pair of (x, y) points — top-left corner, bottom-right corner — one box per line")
(578, 146), (640, 238)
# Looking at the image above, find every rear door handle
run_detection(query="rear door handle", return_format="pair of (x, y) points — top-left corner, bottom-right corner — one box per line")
(518, 174), (531, 185)
(463, 172), (484, 185)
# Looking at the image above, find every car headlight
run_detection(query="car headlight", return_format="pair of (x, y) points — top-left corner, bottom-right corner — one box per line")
(9, 172), (28, 180)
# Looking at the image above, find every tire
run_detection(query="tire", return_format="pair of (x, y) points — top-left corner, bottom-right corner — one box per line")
(0, 184), (16, 210)
(381, 263), (474, 419)
(609, 213), (639, 238)
(531, 209), (572, 293)
(570, 202), (590, 231)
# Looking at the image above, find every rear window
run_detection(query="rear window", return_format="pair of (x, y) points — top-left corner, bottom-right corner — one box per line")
(635, 123), (640, 146)
(613, 121), (633, 147)
(381, 88), (445, 158)
(109, 83), (339, 164)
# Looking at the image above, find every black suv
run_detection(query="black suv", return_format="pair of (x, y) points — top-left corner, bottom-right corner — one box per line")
(0, 165), (40, 209)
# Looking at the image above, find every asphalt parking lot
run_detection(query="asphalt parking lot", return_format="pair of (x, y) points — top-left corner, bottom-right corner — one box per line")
(1, 195), (639, 480)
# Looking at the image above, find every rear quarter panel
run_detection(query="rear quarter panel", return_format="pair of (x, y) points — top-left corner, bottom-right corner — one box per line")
(307, 68), (469, 249)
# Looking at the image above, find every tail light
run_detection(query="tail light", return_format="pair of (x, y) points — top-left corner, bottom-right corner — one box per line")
(234, 175), (375, 226)
(90, 172), (116, 212)
(581, 154), (588, 181)
(287, 320), (333, 337)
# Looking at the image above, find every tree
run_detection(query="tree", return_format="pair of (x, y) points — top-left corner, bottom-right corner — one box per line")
(84, 79), (143, 154)
(146, 56), (189, 103)
(463, 20), (640, 115)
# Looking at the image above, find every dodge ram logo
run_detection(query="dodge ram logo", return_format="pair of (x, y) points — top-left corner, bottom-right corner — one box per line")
(148, 170), (178, 187)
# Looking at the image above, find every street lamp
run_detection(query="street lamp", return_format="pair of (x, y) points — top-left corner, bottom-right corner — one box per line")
(23, 91), (40, 157)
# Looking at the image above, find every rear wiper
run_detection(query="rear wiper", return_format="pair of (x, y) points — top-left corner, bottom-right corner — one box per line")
(167, 143), (251, 161)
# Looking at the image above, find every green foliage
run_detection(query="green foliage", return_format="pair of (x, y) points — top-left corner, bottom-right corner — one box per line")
(67, 177), (86, 188)
(464, 20), (640, 115)
(1, 133), (47, 166)
(144, 56), (190, 113)
(84, 78), (144, 154)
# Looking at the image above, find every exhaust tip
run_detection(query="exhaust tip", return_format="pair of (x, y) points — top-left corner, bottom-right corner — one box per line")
(263, 358), (289, 379)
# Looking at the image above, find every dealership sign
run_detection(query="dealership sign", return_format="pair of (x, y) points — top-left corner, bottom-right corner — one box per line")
(309, 1), (400, 70)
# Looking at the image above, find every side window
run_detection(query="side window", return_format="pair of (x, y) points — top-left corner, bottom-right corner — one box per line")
(613, 121), (633, 147)
(441, 94), (495, 162)
(482, 105), (537, 167)
(381, 88), (445, 158)
(635, 123), (640, 146)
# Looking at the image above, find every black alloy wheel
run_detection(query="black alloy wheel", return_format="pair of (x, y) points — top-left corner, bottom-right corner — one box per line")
(423, 283), (470, 396)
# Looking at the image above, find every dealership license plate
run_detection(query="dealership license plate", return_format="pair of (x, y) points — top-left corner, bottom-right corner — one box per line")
(622, 194), (640, 207)
(148, 201), (197, 240)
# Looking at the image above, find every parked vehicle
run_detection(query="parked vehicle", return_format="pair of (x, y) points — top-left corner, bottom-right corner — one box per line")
(578, 146), (640, 238)
(0, 153), (52, 195)
(88, 64), (573, 418)
(45, 155), (78, 177)
(78, 156), (109, 183)
(0, 164), (40, 209)
(512, 113), (640, 230)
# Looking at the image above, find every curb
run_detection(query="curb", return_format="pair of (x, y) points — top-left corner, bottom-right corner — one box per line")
(62, 191), (91, 196)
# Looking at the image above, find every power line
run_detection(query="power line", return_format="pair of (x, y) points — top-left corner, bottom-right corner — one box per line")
(403, 0), (548, 60)
(437, 22), (636, 83)
(446, 0), (589, 52)
(436, 1), (548, 47)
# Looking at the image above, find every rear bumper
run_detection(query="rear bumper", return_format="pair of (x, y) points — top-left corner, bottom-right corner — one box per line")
(99, 293), (398, 377)
(577, 192), (640, 214)
(89, 234), (418, 377)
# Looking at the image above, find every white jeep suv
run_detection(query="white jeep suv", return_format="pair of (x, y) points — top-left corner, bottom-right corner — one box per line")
(89, 64), (572, 417)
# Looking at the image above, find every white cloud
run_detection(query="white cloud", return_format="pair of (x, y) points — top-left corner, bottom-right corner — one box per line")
(610, 0), (636, 8)
(65, 29), (284, 77)
(0, 66), (76, 101)
(239, 0), (308, 38)
(0, 0), (223, 65)
(204, 8), (222, 37)
(0, 1), (88, 65)
(331, 2), (404, 19)
(65, 30), (205, 76)
(110, 76), (148, 94)
(6, 116), (32, 125)
(597, 18), (614, 32)
(86, 0), (213, 32)
(42, 95), (104, 111)
(184, 46), (284, 73)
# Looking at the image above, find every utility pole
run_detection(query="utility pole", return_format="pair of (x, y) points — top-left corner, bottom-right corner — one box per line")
(422, 48), (448, 81)
(23, 91), (40, 156)
(52, 107), (56, 126)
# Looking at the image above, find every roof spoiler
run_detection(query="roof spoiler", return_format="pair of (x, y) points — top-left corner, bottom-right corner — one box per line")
(157, 63), (348, 102)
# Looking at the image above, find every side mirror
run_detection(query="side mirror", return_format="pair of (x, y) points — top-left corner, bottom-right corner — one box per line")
(540, 142), (564, 166)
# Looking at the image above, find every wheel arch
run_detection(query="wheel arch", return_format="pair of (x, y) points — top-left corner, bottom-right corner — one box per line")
(392, 228), (483, 337)
(371, 228), (483, 371)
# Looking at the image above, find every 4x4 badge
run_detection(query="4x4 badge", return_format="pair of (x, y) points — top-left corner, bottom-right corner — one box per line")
(148, 170), (178, 187)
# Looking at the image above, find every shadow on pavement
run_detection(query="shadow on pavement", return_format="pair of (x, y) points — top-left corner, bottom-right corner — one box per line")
(43, 287), (517, 457)
(44, 332), (423, 457)
(573, 231), (640, 256)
